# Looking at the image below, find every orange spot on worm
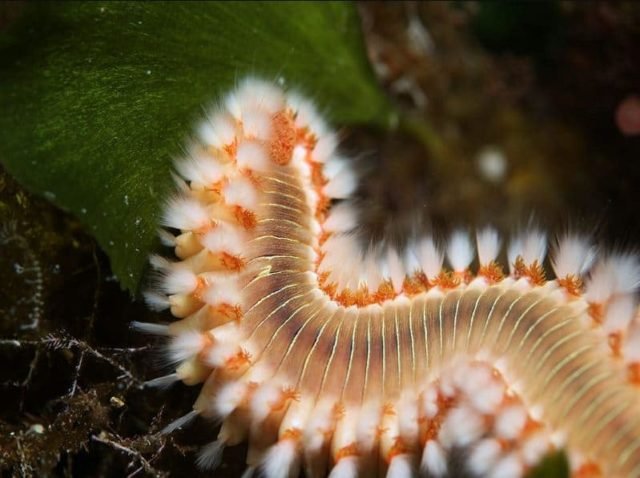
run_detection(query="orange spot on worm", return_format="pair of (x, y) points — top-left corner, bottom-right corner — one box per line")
(513, 257), (546, 285)
(557, 274), (583, 297)
(336, 443), (359, 460)
(478, 261), (505, 284)
(270, 110), (296, 165)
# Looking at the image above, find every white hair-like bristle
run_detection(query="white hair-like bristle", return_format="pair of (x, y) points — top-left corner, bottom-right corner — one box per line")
(603, 294), (637, 333)
(585, 253), (640, 303)
(385, 247), (406, 294)
(328, 456), (358, 478)
(196, 439), (225, 470)
(438, 405), (485, 448)
(162, 196), (211, 231)
(312, 133), (338, 164)
(468, 438), (502, 476)
(242, 109), (273, 140)
(236, 140), (270, 172)
(157, 229), (177, 247)
(551, 234), (596, 278)
(476, 227), (501, 265)
(624, 323), (640, 362)
(161, 409), (199, 434)
(447, 230), (475, 272)
(250, 383), (282, 423)
(199, 112), (237, 149)
(130, 321), (169, 335)
(162, 267), (199, 295)
(363, 249), (384, 292)
(262, 439), (300, 478)
(175, 151), (226, 185)
(287, 91), (327, 136)
(222, 176), (258, 212)
(416, 237), (443, 280)
(213, 381), (248, 417)
(143, 291), (170, 311)
(488, 453), (522, 478)
(323, 165), (357, 199)
(421, 440), (447, 477)
(168, 330), (206, 363)
(324, 203), (357, 233)
(236, 78), (285, 115)
(224, 90), (242, 120)
(609, 253), (640, 295)
(201, 224), (246, 257)
(387, 454), (413, 478)
(508, 230), (547, 269)
(202, 277), (241, 306)
(522, 432), (551, 466)
(494, 405), (527, 440)
(143, 373), (179, 389)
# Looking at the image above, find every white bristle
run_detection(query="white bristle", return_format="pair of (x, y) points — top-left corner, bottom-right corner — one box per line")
(403, 242), (421, 274)
(522, 432), (551, 466)
(162, 267), (199, 295)
(387, 454), (413, 478)
(421, 440), (447, 477)
(202, 277), (241, 306)
(623, 323), (640, 362)
(143, 291), (170, 311)
(439, 405), (484, 447)
(196, 439), (225, 470)
(201, 223), (246, 257)
(323, 166), (357, 199)
(242, 109), (273, 140)
(494, 405), (527, 440)
(603, 294), (637, 333)
(324, 203), (358, 233)
(168, 330), (206, 363)
(143, 373), (179, 389)
(199, 112), (237, 149)
(161, 409), (199, 434)
(447, 230), (474, 272)
(363, 249), (384, 292)
(213, 381), (248, 417)
(250, 383), (282, 422)
(312, 133), (338, 164)
(476, 227), (501, 265)
(328, 456), (358, 478)
(551, 234), (596, 278)
(508, 230), (547, 269)
(609, 253), (640, 295)
(236, 140), (270, 172)
(386, 247), (406, 294)
(162, 196), (211, 231)
(224, 91), (242, 120)
(223, 176), (258, 211)
(262, 439), (300, 478)
(417, 237), (443, 280)
(488, 453), (522, 478)
(237, 78), (285, 115)
(584, 253), (640, 304)
(158, 229), (177, 247)
(130, 321), (169, 335)
(175, 151), (226, 185)
(468, 438), (502, 476)
(149, 254), (171, 270)
(287, 91), (327, 136)
(323, 156), (349, 180)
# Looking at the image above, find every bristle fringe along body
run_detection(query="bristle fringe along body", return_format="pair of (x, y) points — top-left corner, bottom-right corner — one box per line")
(141, 78), (640, 477)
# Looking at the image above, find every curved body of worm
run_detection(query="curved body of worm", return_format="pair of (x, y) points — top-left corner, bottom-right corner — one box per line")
(137, 78), (640, 478)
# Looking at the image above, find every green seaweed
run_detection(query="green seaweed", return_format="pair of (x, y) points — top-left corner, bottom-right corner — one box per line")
(0, 2), (395, 293)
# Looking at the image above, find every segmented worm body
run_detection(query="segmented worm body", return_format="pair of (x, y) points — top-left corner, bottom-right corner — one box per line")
(137, 79), (640, 477)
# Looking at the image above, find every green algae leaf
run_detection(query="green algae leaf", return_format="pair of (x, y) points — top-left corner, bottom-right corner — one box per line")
(0, 2), (394, 292)
(526, 450), (569, 478)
